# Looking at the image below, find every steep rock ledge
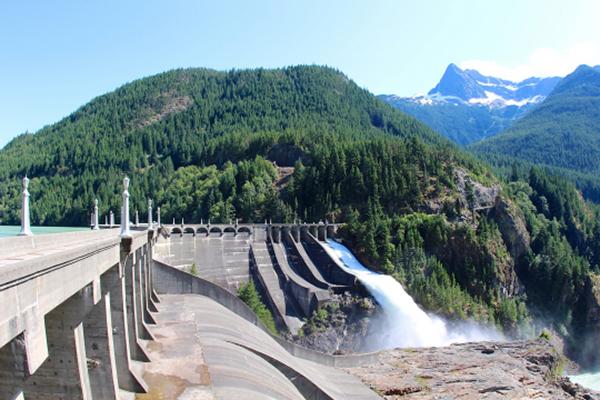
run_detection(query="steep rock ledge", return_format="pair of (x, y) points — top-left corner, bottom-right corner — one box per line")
(346, 339), (598, 399)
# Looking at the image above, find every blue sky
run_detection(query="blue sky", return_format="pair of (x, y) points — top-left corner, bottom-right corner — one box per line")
(1, 0), (600, 146)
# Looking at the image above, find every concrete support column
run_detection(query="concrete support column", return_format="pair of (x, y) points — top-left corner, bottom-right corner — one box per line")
(156, 207), (161, 228)
(17, 289), (95, 399)
(0, 333), (28, 399)
(138, 247), (157, 324)
(109, 211), (115, 227)
(292, 226), (301, 243)
(144, 235), (159, 311)
(83, 293), (119, 399)
(135, 210), (139, 227)
(123, 254), (150, 362)
(317, 225), (326, 241)
(107, 266), (147, 392)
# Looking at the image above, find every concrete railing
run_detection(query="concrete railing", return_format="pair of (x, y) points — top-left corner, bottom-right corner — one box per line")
(152, 259), (379, 368)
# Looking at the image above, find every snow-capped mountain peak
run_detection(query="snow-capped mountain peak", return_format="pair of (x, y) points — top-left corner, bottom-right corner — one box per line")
(425, 63), (561, 108)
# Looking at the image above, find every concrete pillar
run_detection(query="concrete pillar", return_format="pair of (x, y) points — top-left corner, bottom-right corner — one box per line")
(292, 226), (301, 243)
(156, 207), (161, 228)
(14, 289), (96, 399)
(0, 333), (27, 399)
(138, 247), (157, 324)
(18, 176), (33, 236)
(135, 210), (139, 227)
(172, 217), (175, 225)
(120, 177), (132, 238)
(105, 215), (108, 227)
(123, 254), (150, 362)
(147, 199), (153, 230)
(83, 293), (119, 399)
(272, 227), (281, 243)
(106, 265), (146, 393)
(109, 211), (115, 227)
(93, 199), (99, 230)
(317, 225), (327, 241)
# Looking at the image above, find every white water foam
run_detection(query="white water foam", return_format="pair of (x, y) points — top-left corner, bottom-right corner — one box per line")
(569, 372), (600, 392)
(323, 239), (502, 348)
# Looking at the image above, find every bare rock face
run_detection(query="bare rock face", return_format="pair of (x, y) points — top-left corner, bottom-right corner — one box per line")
(491, 195), (531, 263)
(346, 339), (599, 400)
(454, 168), (500, 212)
(292, 293), (376, 353)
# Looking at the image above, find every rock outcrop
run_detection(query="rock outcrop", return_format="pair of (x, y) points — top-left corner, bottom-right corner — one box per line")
(491, 195), (531, 264)
(292, 293), (376, 353)
(346, 339), (598, 399)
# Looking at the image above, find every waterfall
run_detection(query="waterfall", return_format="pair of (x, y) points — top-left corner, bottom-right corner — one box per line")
(323, 239), (501, 348)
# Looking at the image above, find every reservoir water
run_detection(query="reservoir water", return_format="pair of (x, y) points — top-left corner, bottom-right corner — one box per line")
(0, 225), (89, 238)
(322, 239), (502, 348)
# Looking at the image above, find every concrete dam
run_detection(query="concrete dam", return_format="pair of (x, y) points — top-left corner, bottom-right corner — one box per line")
(155, 222), (356, 335)
(0, 222), (382, 400)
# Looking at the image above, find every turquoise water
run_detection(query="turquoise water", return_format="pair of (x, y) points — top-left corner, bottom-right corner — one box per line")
(569, 372), (600, 391)
(0, 225), (89, 238)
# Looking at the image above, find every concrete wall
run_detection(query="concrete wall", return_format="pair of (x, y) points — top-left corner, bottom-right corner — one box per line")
(0, 230), (156, 399)
(269, 241), (329, 317)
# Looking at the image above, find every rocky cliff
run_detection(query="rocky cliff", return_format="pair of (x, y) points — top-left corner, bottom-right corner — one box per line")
(346, 339), (598, 399)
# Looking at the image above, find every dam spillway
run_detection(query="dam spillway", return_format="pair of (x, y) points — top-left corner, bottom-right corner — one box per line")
(154, 223), (354, 334)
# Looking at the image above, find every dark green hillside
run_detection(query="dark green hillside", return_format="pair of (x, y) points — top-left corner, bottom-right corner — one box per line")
(472, 65), (600, 200)
(0, 66), (454, 225)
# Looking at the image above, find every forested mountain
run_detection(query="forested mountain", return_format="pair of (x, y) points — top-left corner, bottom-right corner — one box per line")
(471, 65), (600, 201)
(379, 64), (560, 145)
(0, 66), (449, 225)
(0, 65), (598, 361)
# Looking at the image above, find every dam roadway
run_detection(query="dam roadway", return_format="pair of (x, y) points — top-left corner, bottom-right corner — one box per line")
(0, 226), (381, 399)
